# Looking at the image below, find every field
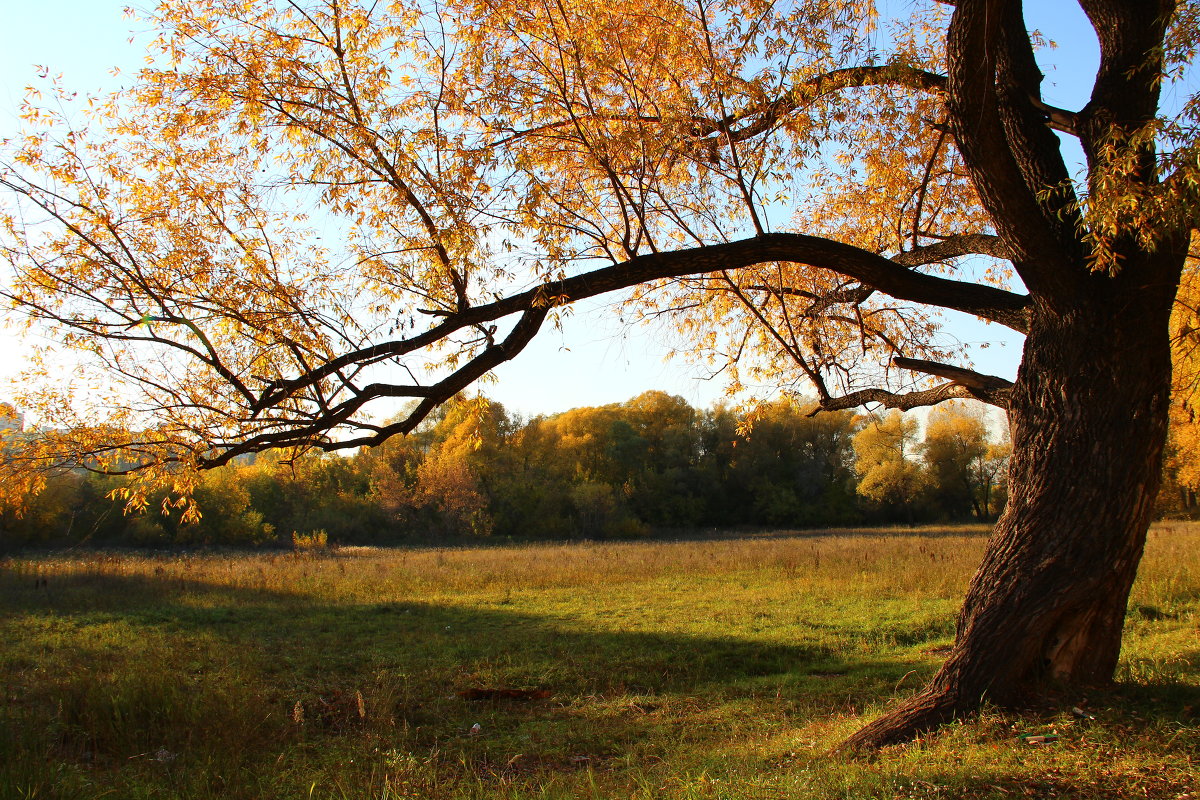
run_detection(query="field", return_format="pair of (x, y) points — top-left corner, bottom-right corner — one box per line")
(1, 524), (1198, 799)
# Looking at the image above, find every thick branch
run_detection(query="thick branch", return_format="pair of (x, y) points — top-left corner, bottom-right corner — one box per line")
(893, 356), (1013, 407)
(1076, 0), (1174, 169)
(203, 306), (550, 466)
(1029, 95), (1080, 136)
(891, 233), (1012, 267)
(946, 0), (1087, 297)
(892, 356), (1013, 392)
(809, 382), (987, 414)
(809, 356), (1013, 415)
(256, 232), (1029, 414)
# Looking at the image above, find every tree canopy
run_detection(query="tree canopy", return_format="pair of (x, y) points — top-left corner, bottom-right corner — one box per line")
(2, 0), (1035, 496)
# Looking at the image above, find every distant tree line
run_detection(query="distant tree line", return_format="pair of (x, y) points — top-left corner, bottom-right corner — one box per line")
(1, 393), (1011, 548)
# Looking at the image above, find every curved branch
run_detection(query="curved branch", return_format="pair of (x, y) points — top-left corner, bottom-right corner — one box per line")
(809, 355), (1013, 415)
(488, 65), (947, 149)
(892, 356), (1013, 393)
(946, 0), (1087, 297)
(695, 65), (948, 143)
(808, 382), (988, 414)
(891, 233), (1012, 267)
(203, 306), (550, 466)
(255, 232), (1030, 414)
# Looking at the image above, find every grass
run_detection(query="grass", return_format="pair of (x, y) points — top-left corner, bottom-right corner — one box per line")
(0, 522), (1197, 799)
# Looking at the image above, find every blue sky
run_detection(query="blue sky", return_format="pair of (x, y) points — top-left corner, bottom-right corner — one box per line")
(0, 1), (1103, 417)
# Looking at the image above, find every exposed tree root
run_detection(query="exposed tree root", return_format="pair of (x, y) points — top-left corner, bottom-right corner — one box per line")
(840, 689), (966, 751)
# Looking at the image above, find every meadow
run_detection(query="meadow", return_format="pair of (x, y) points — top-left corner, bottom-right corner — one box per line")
(1, 523), (1197, 799)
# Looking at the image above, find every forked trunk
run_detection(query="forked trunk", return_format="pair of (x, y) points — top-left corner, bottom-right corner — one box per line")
(844, 277), (1176, 750)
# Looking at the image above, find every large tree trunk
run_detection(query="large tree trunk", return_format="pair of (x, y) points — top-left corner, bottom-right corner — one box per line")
(844, 274), (1176, 750)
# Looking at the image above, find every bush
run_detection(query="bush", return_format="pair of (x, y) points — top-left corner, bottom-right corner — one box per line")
(292, 529), (330, 552)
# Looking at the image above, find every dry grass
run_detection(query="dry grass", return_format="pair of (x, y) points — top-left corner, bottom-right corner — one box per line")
(8, 523), (990, 597)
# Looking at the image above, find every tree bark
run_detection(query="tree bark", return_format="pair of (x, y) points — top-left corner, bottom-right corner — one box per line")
(844, 271), (1177, 750)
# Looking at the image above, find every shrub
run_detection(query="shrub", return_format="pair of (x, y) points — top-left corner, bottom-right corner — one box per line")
(292, 529), (330, 552)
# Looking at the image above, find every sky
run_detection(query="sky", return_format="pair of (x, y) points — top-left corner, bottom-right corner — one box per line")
(0, 1), (1102, 419)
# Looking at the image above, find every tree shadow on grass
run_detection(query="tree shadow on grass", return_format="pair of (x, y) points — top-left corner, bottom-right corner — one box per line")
(1095, 677), (1200, 721)
(0, 566), (924, 768)
(1, 565), (903, 692)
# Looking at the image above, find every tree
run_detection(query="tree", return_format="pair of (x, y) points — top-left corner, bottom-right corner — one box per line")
(1164, 256), (1200, 510)
(381, 396), (511, 537)
(976, 439), (1012, 520)
(734, 399), (860, 526)
(611, 391), (704, 526)
(2, 0), (1196, 748)
(853, 410), (928, 520)
(527, 392), (703, 531)
(921, 403), (997, 519)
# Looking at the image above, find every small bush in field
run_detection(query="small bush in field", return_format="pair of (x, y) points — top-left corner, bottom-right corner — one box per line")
(292, 529), (329, 552)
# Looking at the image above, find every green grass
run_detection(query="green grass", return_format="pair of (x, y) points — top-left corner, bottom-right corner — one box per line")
(1, 523), (1197, 799)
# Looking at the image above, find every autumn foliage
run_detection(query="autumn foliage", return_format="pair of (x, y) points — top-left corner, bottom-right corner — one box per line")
(0, 0), (1024, 503)
(0, 395), (1008, 547)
